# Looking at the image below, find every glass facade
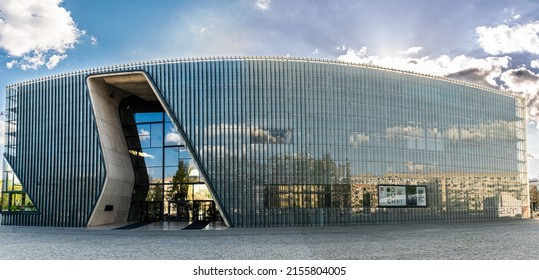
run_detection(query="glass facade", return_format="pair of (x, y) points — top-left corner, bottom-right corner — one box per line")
(2, 73), (104, 227)
(1, 159), (36, 213)
(118, 97), (214, 222)
(1, 57), (529, 227)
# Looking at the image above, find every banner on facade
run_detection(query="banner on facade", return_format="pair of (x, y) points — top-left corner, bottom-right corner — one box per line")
(378, 185), (427, 207)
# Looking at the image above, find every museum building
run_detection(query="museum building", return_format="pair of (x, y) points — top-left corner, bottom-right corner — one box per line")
(0, 57), (530, 227)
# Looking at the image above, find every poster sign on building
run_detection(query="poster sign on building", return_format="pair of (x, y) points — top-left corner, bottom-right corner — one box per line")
(378, 185), (427, 207)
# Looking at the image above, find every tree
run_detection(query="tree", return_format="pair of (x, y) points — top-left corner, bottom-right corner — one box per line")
(168, 160), (193, 201)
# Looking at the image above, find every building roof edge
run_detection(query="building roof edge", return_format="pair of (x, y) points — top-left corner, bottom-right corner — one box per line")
(5, 56), (522, 100)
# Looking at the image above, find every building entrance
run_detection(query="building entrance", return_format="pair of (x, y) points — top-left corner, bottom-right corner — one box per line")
(167, 200), (217, 222)
(119, 97), (221, 224)
(129, 201), (163, 222)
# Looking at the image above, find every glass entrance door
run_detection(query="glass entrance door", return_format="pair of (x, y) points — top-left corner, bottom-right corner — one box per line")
(167, 199), (218, 222)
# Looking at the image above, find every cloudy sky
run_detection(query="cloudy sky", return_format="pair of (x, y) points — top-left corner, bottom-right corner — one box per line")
(0, 0), (539, 177)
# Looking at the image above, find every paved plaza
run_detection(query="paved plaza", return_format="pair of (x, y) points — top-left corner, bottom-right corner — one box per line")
(1, 219), (538, 260)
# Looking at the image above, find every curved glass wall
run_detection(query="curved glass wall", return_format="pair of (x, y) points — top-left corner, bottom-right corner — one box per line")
(2, 57), (528, 227)
(150, 59), (526, 226)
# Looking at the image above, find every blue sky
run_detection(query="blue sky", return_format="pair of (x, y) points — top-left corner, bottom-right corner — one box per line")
(1, 0), (539, 177)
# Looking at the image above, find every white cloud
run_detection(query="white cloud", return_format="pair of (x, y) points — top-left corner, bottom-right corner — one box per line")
(20, 52), (46, 70)
(386, 126), (424, 139)
(90, 36), (97, 45)
(500, 67), (539, 94)
(199, 25), (214, 37)
(165, 130), (184, 145)
(531, 59), (539, 69)
(46, 54), (67, 69)
(255, 0), (271, 10)
(476, 22), (539, 55)
(139, 128), (150, 142)
(0, 0), (82, 69)
(337, 47), (510, 86)
(503, 8), (521, 22)
(398, 46), (422, 55)
(499, 67), (539, 125)
(348, 133), (369, 146)
(385, 121), (515, 143)
(445, 121), (516, 141)
(5, 60), (16, 69)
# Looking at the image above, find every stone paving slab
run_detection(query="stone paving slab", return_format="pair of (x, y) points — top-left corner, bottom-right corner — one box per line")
(1, 219), (538, 260)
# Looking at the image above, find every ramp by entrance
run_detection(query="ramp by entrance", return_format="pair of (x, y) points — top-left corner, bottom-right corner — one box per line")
(182, 221), (210, 230)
